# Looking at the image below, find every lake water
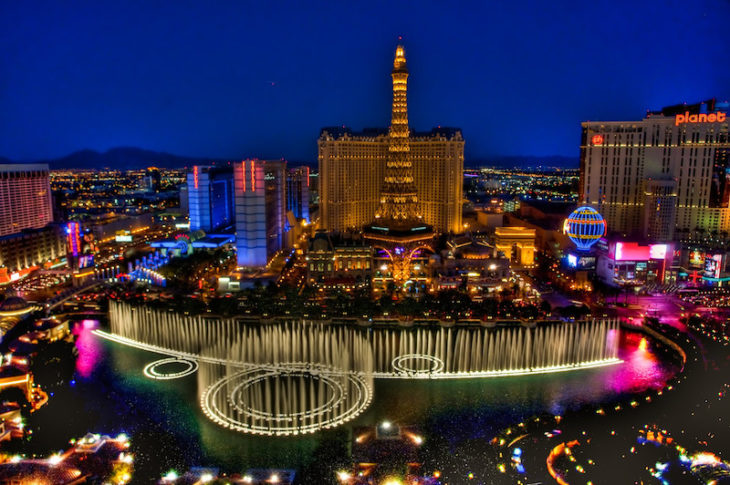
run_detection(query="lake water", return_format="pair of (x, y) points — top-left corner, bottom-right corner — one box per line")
(24, 321), (678, 482)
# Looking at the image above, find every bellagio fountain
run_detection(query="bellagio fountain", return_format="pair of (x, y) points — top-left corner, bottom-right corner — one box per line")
(99, 301), (620, 436)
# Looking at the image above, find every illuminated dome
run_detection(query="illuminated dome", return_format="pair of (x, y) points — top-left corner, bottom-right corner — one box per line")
(0, 295), (32, 317)
(563, 206), (606, 251)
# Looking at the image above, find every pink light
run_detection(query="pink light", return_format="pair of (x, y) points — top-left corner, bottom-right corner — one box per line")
(649, 244), (667, 260)
(73, 320), (102, 378)
(614, 242), (651, 261)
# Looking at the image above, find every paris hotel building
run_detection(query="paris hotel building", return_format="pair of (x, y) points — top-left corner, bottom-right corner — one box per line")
(317, 53), (464, 235)
(580, 99), (730, 241)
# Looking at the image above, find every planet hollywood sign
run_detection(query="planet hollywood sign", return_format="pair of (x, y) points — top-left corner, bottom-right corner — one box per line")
(675, 111), (726, 126)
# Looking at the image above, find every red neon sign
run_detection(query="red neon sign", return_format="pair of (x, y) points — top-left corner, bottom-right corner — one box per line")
(675, 111), (726, 126)
(591, 134), (604, 145)
(241, 161), (246, 192)
(193, 166), (199, 189)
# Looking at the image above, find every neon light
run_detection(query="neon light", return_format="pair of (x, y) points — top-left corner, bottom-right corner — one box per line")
(591, 134), (604, 145)
(66, 222), (81, 257)
(241, 161), (246, 192)
(675, 111), (726, 126)
(193, 166), (199, 189)
(564, 207), (606, 251)
(251, 161), (256, 192)
(305, 166), (310, 187)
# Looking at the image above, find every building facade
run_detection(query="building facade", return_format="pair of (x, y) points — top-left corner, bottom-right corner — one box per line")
(0, 226), (67, 283)
(580, 100), (730, 240)
(0, 164), (53, 238)
(234, 160), (267, 267)
(318, 47), (464, 235)
(306, 231), (373, 287)
(286, 166), (310, 223)
(263, 160), (287, 257)
(187, 165), (235, 232)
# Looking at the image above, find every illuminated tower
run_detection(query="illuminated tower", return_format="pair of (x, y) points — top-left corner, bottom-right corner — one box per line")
(375, 44), (421, 224)
(365, 45), (433, 287)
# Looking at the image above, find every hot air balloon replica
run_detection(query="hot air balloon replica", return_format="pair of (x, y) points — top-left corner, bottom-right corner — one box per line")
(563, 206), (606, 251)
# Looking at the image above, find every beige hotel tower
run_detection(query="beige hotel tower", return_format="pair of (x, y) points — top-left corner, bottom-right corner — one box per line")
(318, 44), (464, 234)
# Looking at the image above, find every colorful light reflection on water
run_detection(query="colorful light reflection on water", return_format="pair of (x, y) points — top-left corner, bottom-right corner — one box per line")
(72, 319), (102, 378)
(606, 331), (675, 394)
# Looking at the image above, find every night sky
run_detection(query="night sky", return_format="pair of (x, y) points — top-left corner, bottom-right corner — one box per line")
(2, 0), (729, 163)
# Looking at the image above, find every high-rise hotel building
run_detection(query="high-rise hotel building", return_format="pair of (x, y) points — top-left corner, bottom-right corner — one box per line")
(580, 100), (729, 241)
(0, 164), (53, 237)
(318, 46), (464, 234)
(286, 166), (310, 223)
(232, 159), (289, 268)
(187, 165), (235, 232)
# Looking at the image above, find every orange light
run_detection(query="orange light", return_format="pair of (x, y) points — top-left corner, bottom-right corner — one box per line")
(591, 134), (604, 145)
(251, 161), (256, 192)
(675, 111), (726, 126)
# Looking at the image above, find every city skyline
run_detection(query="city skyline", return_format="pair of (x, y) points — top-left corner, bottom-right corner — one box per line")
(2, 0), (729, 164)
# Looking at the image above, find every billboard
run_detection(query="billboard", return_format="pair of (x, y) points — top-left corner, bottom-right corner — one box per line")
(566, 253), (597, 270)
(705, 254), (723, 279)
(614, 242), (669, 262)
(689, 250), (704, 268)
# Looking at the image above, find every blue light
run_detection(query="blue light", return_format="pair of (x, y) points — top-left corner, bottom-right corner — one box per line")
(563, 206), (606, 251)
(567, 254), (578, 268)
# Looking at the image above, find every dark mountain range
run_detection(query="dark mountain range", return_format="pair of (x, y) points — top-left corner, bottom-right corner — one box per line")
(0, 147), (227, 170)
(1, 148), (578, 171)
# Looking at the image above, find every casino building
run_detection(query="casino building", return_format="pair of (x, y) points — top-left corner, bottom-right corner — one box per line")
(318, 45), (464, 235)
(580, 99), (730, 241)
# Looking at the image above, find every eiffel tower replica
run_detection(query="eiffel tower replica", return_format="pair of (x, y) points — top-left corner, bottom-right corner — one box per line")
(364, 44), (434, 287)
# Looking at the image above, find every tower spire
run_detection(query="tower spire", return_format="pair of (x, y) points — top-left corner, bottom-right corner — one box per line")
(375, 44), (420, 226)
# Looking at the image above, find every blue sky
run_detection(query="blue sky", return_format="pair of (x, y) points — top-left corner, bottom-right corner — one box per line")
(1, 0), (728, 162)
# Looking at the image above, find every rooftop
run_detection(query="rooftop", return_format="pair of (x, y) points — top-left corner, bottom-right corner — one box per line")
(320, 126), (463, 141)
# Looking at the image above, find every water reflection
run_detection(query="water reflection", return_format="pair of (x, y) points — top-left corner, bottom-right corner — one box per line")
(72, 319), (102, 379)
